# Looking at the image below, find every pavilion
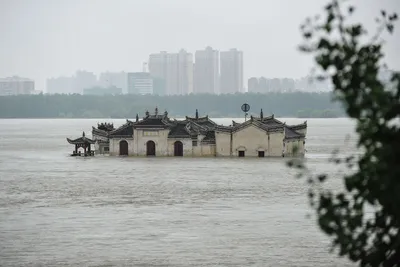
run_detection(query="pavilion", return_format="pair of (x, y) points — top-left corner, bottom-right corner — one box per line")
(66, 131), (95, 156)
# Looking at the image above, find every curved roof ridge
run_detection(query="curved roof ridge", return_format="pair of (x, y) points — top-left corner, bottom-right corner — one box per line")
(109, 121), (132, 135)
(66, 136), (95, 145)
(92, 126), (109, 137)
(284, 125), (305, 139)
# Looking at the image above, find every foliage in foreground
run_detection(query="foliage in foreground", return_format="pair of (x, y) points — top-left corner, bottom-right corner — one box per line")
(289, 0), (400, 266)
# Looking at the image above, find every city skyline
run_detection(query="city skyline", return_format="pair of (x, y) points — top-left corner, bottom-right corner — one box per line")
(2, 0), (398, 91)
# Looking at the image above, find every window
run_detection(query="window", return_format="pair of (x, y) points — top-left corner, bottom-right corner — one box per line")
(192, 140), (197, 146)
(104, 147), (109, 152)
(238, 151), (245, 157)
(258, 151), (265, 157)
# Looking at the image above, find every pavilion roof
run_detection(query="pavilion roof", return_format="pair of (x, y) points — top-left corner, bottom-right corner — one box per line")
(66, 132), (95, 145)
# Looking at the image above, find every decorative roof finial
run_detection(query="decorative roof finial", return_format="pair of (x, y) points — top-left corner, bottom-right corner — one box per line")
(82, 131), (85, 137)
(164, 110), (168, 117)
(155, 106), (158, 115)
(196, 109), (199, 119)
(260, 109), (263, 119)
(136, 114), (139, 122)
(145, 110), (149, 117)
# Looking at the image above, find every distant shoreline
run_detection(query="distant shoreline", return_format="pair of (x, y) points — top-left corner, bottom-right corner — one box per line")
(0, 92), (345, 119)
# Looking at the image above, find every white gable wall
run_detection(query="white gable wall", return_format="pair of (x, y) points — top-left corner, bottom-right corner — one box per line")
(232, 124), (270, 157)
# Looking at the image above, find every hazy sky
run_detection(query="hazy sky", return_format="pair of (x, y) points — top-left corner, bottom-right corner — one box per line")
(1, 0), (399, 91)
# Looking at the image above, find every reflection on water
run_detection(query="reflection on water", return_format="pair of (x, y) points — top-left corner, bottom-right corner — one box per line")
(0, 118), (356, 266)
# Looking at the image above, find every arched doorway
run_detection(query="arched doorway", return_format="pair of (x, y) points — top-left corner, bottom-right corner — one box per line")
(146, 140), (156, 156)
(174, 141), (183, 156)
(119, 140), (128, 156)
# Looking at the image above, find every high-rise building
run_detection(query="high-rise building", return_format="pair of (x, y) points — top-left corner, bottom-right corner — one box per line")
(149, 51), (168, 95)
(220, 49), (243, 94)
(194, 46), (219, 94)
(127, 72), (153, 95)
(166, 53), (179, 95)
(74, 70), (97, 94)
(248, 77), (259, 93)
(47, 71), (97, 94)
(148, 50), (193, 95)
(177, 49), (193, 95)
(46, 76), (75, 94)
(258, 77), (268, 92)
(0, 76), (35, 96)
(98, 72), (127, 94)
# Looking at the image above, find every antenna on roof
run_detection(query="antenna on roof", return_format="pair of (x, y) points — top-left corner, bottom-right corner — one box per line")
(196, 109), (199, 119)
(136, 114), (139, 122)
(260, 109), (263, 119)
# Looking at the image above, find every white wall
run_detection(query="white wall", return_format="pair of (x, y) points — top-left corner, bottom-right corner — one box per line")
(167, 138), (193, 156)
(231, 124), (285, 157)
(109, 138), (134, 156)
(215, 131), (231, 156)
(269, 131), (285, 157)
(284, 139), (305, 157)
(134, 129), (169, 156)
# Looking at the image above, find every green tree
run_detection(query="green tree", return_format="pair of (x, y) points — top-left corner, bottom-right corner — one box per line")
(289, 0), (399, 266)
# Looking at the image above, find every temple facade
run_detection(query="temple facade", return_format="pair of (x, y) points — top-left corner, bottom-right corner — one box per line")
(91, 108), (307, 158)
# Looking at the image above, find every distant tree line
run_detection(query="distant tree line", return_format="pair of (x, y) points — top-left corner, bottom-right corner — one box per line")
(0, 92), (345, 118)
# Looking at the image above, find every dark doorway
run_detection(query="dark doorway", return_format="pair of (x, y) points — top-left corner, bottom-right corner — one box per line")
(258, 151), (265, 158)
(119, 140), (128, 156)
(146, 140), (156, 156)
(238, 150), (245, 157)
(174, 141), (183, 156)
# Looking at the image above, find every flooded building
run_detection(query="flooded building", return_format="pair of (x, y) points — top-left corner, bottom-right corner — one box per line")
(91, 108), (307, 157)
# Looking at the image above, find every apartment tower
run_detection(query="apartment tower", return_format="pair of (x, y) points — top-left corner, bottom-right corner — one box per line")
(220, 48), (243, 94)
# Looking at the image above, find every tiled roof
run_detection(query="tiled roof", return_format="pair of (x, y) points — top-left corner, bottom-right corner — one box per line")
(97, 122), (115, 132)
(109, 121), (134, 137)
(184, 116), (217, 129)
(231, 119), (283, 133)
(284, 126), (304, 140)
(202, 131), (215, 142)
(133, 115), (171, 128)
(215, 124), (232, 133)
(168, 123), (191, 138)
(92, 127), (109, 138)
(185, 121), (208, 134)
(289, 121), (307, 131)
(102, 110), (307, 142)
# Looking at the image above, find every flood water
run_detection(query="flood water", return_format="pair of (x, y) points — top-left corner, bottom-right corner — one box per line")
(0, 118), (357, 266)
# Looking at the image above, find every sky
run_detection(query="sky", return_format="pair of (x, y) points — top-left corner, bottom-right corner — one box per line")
(1, 0), (399, 91)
